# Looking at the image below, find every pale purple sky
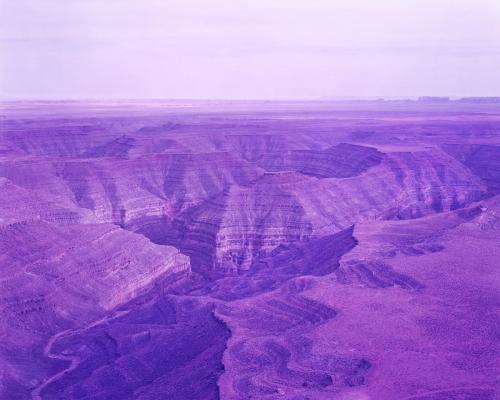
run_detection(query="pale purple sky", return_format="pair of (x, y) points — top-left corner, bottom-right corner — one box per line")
(1, 0), (500, 99)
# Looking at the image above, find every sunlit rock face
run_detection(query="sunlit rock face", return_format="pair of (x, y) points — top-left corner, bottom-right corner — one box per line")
(0, 101), (499, 400)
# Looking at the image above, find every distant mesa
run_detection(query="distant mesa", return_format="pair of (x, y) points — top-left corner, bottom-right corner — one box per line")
(456, 96), (500, 103)
(417, 96), (451, 103)
(418, 96), (500, 103)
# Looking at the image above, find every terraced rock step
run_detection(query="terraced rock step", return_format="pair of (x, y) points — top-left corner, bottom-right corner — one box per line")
(260, 143), (385, 178)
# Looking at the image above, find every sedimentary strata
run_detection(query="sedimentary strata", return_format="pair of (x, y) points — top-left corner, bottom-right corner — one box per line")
(0, 101), (498, 400)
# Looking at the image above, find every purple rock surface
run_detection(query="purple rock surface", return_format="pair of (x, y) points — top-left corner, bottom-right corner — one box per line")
(0, 100), (499, 400)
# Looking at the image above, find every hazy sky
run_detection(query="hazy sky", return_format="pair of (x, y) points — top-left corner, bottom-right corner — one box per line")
(1, 0), (500, 99)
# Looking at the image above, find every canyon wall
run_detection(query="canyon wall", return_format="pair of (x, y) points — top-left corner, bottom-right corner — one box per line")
(0, 101), (499, 400)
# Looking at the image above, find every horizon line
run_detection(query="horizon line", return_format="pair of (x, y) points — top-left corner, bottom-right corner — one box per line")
(2, 95), (500, 103)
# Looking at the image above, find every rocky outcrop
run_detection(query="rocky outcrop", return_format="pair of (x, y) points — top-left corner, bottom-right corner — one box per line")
(443, 144), (500, 194)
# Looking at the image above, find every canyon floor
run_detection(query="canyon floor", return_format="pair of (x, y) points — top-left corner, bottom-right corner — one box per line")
(0, 100), (499, 400)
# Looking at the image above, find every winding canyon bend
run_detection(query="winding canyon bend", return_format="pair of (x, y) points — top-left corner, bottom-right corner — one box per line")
(0, 101), (499, 400)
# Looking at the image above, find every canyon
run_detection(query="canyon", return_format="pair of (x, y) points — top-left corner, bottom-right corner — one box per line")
(0, 100), (499, 400)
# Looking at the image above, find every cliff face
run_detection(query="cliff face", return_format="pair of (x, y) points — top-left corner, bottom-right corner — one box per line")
(1, 138), (485, 277)
(0, 221), (190, 321)
(0, 101), (499, 400)
(443, 144), (500, 195)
